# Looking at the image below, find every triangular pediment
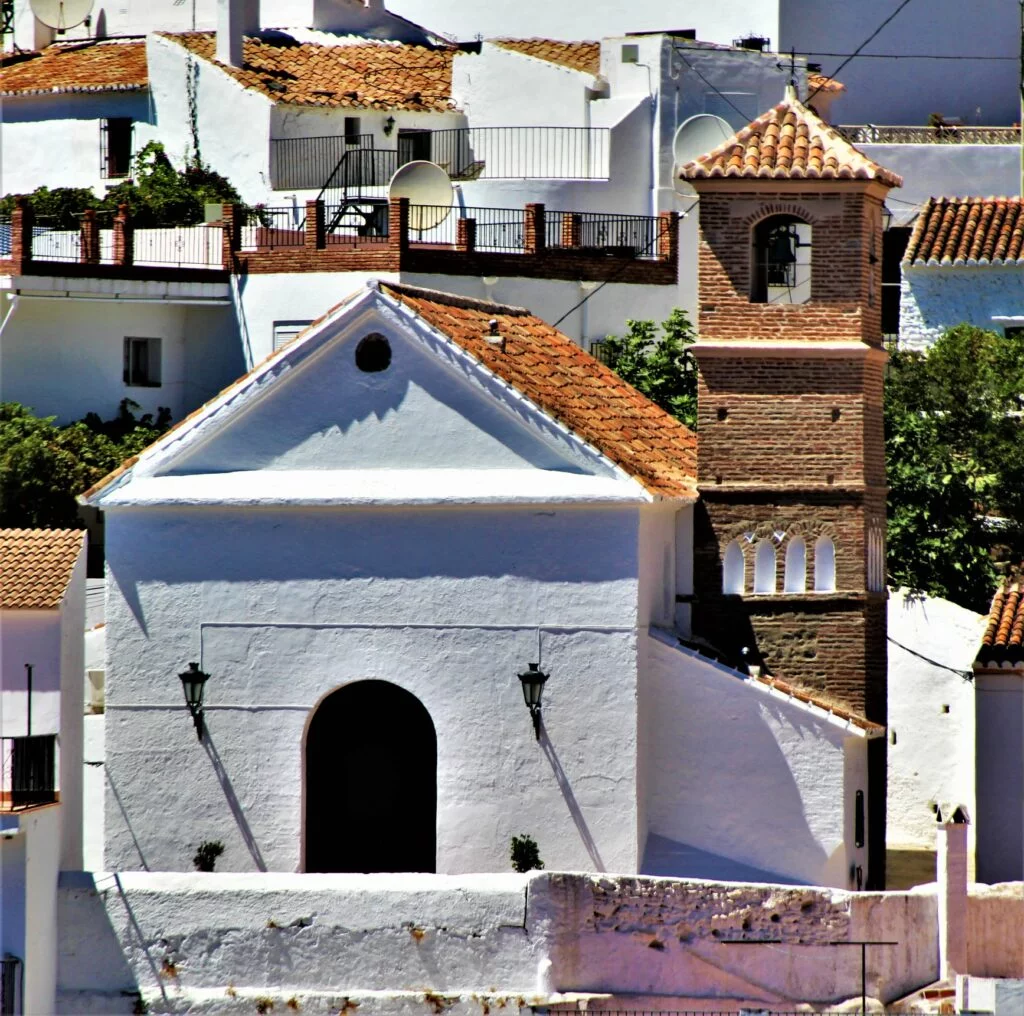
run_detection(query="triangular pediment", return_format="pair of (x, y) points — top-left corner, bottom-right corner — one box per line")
(89, 287), (644, 507)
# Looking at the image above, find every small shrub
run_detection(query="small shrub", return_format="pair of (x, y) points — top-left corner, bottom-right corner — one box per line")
(255, 998), (275, 1015)
(286, 998), (301, 1012)
(509, 834), (544, 873)
(193, 839), (225, 872)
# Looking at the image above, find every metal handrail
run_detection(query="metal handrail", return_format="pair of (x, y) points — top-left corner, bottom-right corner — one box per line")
(835, 124), (1021, 145)
(1, 734), (57, 809)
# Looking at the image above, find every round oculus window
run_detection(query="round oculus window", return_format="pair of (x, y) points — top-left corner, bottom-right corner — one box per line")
(355, 333), (392, 373)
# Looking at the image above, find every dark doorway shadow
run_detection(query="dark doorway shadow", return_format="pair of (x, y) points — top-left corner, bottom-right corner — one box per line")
(305, 680), (436, 873)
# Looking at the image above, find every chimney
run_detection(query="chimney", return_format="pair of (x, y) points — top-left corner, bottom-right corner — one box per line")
(216, 0), (260, 68)
(937, 806), (970, 980)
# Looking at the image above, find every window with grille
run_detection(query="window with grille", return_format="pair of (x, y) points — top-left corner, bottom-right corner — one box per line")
(123, 337), (162, 387)
(101, 118), (134, 179)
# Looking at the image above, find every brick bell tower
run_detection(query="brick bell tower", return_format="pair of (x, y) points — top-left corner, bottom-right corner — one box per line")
(680, 91), (902, 889)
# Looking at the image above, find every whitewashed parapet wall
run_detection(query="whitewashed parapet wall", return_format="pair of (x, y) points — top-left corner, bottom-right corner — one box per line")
(899, 265), (1024, 350)
(56, 869), (939, 1014)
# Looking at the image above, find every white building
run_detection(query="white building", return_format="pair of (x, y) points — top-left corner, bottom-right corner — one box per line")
(899, 196), (1024, 350)
(81, 279), (878, 887)
(0, 528), (86, 1016)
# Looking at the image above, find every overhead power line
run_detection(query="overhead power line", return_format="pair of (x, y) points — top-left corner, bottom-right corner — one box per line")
(808, 0), (917, 105)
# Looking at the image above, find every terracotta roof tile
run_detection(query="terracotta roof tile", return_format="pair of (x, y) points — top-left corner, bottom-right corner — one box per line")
(380, 283), (697, 498)
(752, 672), (885, 734)
(490, 39), (600, 75)
(0, 39), (147, 97)
(163, 32), (456, 110)
(0, 529), (85, 609)
(977, 574), (1024, 665)
(680, 92), (901, 187)
(904, 197), (1024, 266)
(807, 73), (845, 95)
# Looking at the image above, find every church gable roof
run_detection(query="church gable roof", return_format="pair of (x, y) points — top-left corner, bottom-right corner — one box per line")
(679, 93), (902, 187)
(81, 282), (697, 506)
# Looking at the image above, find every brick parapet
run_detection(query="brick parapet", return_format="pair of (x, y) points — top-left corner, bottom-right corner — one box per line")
(79, 209), (100, 265)
(456, 217), (476, 252)
(524, 203), (545, 255)
(305, 199), (325, 251)
(113, 204), (133, 266)
(9, 198), (33, 271)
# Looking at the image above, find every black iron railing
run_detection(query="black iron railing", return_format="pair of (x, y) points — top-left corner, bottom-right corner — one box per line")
(0, 954), (20, 1016)
(270, 133), (374, 189)
(2, 735), (57, 809)
(239, 206), (305, 251)
(324, 201), (390, 243)
(129, 226), (224, 267)
(432, 126), (610, 180)
(0, 215), (10, 257)
(835, 123), (1021, 145)
(31, 224), (81, 262)
(405, 205), (527, 253)
(545, 209), (661, 259)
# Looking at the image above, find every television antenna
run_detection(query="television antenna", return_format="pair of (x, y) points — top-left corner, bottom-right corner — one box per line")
(30, 0), (94, 32)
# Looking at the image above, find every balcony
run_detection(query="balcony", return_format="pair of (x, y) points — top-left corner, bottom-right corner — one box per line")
(1, 735), (57, 810)
(0, 198), (677, 287)
(835, 124), (1020, 145)
(269, 126), (612, 191)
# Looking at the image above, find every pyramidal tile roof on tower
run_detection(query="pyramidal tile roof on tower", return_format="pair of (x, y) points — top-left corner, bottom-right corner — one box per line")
(904, 197), (1024, 265)
(679, 92), (902, 187)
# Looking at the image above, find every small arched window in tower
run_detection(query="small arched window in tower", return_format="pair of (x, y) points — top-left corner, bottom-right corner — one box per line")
(753, 540), (777, 594)
(752, 215), (812, 305)
(814, 535), (836, 592)
(723, 540), (745, 595)
(784, 535), (807, 593)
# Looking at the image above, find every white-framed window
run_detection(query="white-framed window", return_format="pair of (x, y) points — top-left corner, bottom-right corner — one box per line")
(753, 539), (777, 594)
(273, 320), (313, 352)
(723, 540), (745, 594)
(123, 337), (161, 387)
(784, 535), (807, 593)
(814, 535), (836, 592)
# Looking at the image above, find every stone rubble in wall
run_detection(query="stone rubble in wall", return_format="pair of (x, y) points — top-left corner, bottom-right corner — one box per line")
(570, 874), (851, 943)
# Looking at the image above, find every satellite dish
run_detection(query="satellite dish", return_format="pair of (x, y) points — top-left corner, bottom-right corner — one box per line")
(672, 113), (733, 167)
(31, 0), (94, 31)
(388, 161), (453, 232)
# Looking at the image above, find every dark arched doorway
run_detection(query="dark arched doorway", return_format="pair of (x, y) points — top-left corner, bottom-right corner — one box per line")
(304, 680), (436, 873)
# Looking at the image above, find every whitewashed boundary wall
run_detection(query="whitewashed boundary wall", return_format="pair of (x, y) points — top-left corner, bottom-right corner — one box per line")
(57, 870), (938, 1014)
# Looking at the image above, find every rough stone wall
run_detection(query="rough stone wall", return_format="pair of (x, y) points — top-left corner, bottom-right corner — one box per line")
(967, 883), (1024, 977)
(695, 187), (886, 346)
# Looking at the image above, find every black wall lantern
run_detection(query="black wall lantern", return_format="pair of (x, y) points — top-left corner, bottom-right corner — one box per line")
(518, 662), (548, 740)
(178, 662), (210, 740)
(383, 116), (396, 137)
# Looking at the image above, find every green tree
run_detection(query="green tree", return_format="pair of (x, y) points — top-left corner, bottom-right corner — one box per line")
(601, 308), (697, 427)
(0, 401), (170, 529)
(885, 323), (1024, 611)
(0, 142), (245, 228)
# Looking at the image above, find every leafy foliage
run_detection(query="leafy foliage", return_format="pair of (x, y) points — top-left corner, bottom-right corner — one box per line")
(601, 309), (697, 427)
(509, 833), (544, 873)
(0, 400), (170, 529)
(193, 839), (225, 872)
(885, 324), (1024, 612)
(0, 142), (244, 228)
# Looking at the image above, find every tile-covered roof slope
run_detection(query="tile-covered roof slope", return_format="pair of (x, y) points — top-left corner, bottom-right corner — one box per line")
(490, 39), (600, 75)
(680, 93), (902, 187)
(162, 32), (456, 110)
(904, 197), (1024, 266)
(978, 574), (1024, 665)
(807, 73), (845, 95)
(381, 283), (697, 498)
(0, 529), (84, 609)
(0, 39), (147, 96)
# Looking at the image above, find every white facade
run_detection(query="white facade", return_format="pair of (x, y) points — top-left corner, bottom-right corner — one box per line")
(85, 281), (866, 886)
(0, 280), (238, 425)
(900, 264), (1024, 351)
(886, 589), (985, 859)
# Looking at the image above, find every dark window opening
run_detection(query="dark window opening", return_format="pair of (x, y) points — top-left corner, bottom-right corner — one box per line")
(344, 116), (362, 144)
(101, 118), (133, 179)
(355, 333), (392, 373)
(855, 789), (865, 848)
(881, 225), (911, 339)
(398, 128), (432, 164)
(123, 336), (162, 387)
(752, 214), (811, 304)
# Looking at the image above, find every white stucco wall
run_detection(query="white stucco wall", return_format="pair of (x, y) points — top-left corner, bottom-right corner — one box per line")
(900, 265), (1024, 350)
(863, 145), (1021, 218)
(0, 92), (158, 197)
(0, 294), (235, 424)
(975, 670), (1024, 884)
(887, 589), (983, 854)
(103, 504), (643, 874)
(23, 806), (61, 1016)
(59, 546), (87, 871)
(0, 611), (61, 739)
(643, 631), (869, 888)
